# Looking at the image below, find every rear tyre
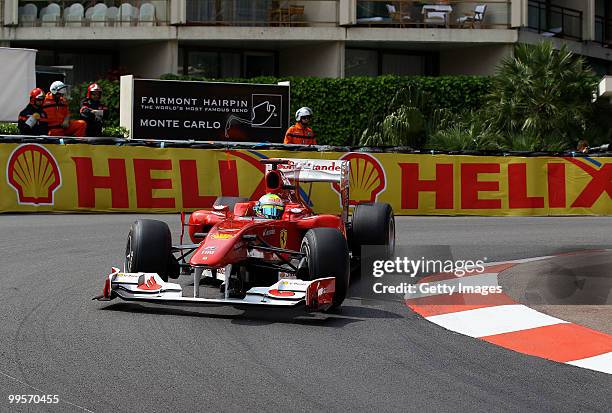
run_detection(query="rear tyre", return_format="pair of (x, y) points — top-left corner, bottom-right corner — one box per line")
(214, 196), (249, 211)
(125, 219), (177, 282)
(351, 203), (395, 259)
(301, 228), (350, 310)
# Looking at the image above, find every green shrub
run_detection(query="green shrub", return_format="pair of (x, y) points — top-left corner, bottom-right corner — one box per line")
(0, 122), (19, 135)
(359, 87), (429, 147)
(425, 110), (502, 151)
(0, 122), (127, 138)
(100, 126), (129, 138)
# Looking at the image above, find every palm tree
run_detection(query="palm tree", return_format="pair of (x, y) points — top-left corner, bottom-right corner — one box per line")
(485, 41), (598, 148)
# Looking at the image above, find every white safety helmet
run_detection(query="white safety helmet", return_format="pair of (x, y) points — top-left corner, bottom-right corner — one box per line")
(295, 107), (313, 121)
(50, 81), (67, 95)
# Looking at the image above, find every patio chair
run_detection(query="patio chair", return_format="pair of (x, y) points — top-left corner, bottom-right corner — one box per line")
(65, 3), (85, 27)
(386, 3), (411, 27)
(139, 3), (156, 26)
(269, 2), (305, 27)
(422, 4), (452, 27)
(119, 3), (136, 26)
(41, 3), (61, 26)
(106, 6), (119, 26)
(457, 4), (487, 28)
(20, 3), (38, 26)
(88, 4), (107, 26)
(85, 7), (95, 20)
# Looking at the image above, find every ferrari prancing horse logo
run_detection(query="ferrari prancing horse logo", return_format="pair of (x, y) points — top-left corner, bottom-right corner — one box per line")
(279, 229), (288, 249)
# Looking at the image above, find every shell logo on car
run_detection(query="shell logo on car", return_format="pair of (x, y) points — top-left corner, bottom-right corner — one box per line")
(6, 144), (61, 205)
(332, 152), (386, 205)
(212, 233), (234, 240)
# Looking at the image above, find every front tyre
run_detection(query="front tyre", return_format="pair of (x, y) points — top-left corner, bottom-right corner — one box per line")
(125, 219), (177, 282)
(301, 228), (350, 309)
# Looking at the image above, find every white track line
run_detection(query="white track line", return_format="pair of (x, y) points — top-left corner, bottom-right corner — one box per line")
(566, 352), (612, 375)
(425, 304), (568, 338)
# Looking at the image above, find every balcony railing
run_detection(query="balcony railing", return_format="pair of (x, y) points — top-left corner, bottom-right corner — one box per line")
(595, 14), (612, 47)
(527, 0), (582, 41)
(185, 0), (338, 27)
(355, 1), (510, 29)
(17, 1), (169, 27)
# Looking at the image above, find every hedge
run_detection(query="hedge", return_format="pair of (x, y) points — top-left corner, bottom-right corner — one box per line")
(69, 75), (491, 146)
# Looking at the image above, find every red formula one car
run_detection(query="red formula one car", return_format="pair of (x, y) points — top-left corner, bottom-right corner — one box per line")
(97, 158), (394, 312)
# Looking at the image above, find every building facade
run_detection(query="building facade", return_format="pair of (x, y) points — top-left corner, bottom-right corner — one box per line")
(1, 0), (611, 86)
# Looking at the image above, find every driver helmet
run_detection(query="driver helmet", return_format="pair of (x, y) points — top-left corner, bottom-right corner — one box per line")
(255, 193), (284, 220)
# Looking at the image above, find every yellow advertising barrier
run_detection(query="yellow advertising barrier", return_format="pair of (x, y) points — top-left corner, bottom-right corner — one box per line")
(1, 143), (610, 215)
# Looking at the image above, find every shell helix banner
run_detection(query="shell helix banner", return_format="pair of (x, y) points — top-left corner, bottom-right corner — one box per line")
(0, 143), (610, 215)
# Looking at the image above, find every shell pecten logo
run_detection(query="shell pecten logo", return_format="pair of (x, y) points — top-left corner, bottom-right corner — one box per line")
(6, 144), (61, 205)
(333, 152), (386, 205)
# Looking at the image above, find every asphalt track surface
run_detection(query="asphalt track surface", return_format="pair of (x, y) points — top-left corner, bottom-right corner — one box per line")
(0, 215), (611, 413)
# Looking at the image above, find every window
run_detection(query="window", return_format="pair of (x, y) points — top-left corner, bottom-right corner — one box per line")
(186, 0), (271, 24)
(595, 0), (612, 46)
(244, 52), (276, 78)
(346, 49), (378, 76)
(182, 48), (276, 78)
(33, 48), (115, 86)
(382, 54), (425, 76)
(187, 52), (220, 78)
(346, 48), (438, 76)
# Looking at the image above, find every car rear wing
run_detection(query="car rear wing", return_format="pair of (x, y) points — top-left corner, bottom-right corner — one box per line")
(265, 158), (350, 223)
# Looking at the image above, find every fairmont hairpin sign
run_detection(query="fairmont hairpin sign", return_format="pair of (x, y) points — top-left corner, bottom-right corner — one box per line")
(120, 75), (290, 142)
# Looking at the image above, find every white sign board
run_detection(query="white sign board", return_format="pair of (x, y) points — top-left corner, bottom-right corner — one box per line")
(598, 76), (612, 99)
(0, 48), (37, 122)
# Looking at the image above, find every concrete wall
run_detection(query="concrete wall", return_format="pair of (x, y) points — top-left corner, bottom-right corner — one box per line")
(511, 0), (528, 28)
(3, 0), (18, 26)
(170, 0), (186, 24)
(440, 44), (514, 75)
(279, 41), (344, 77)
(120, 40), (178, 78)
(339, 0), (356, 25)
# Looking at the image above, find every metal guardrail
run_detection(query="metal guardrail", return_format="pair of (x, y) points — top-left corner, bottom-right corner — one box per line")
(527, 0), (583, 41)
(1, 135), (610, 157)
(185, 0), (338, 27)
(355, 0), (511, 29)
